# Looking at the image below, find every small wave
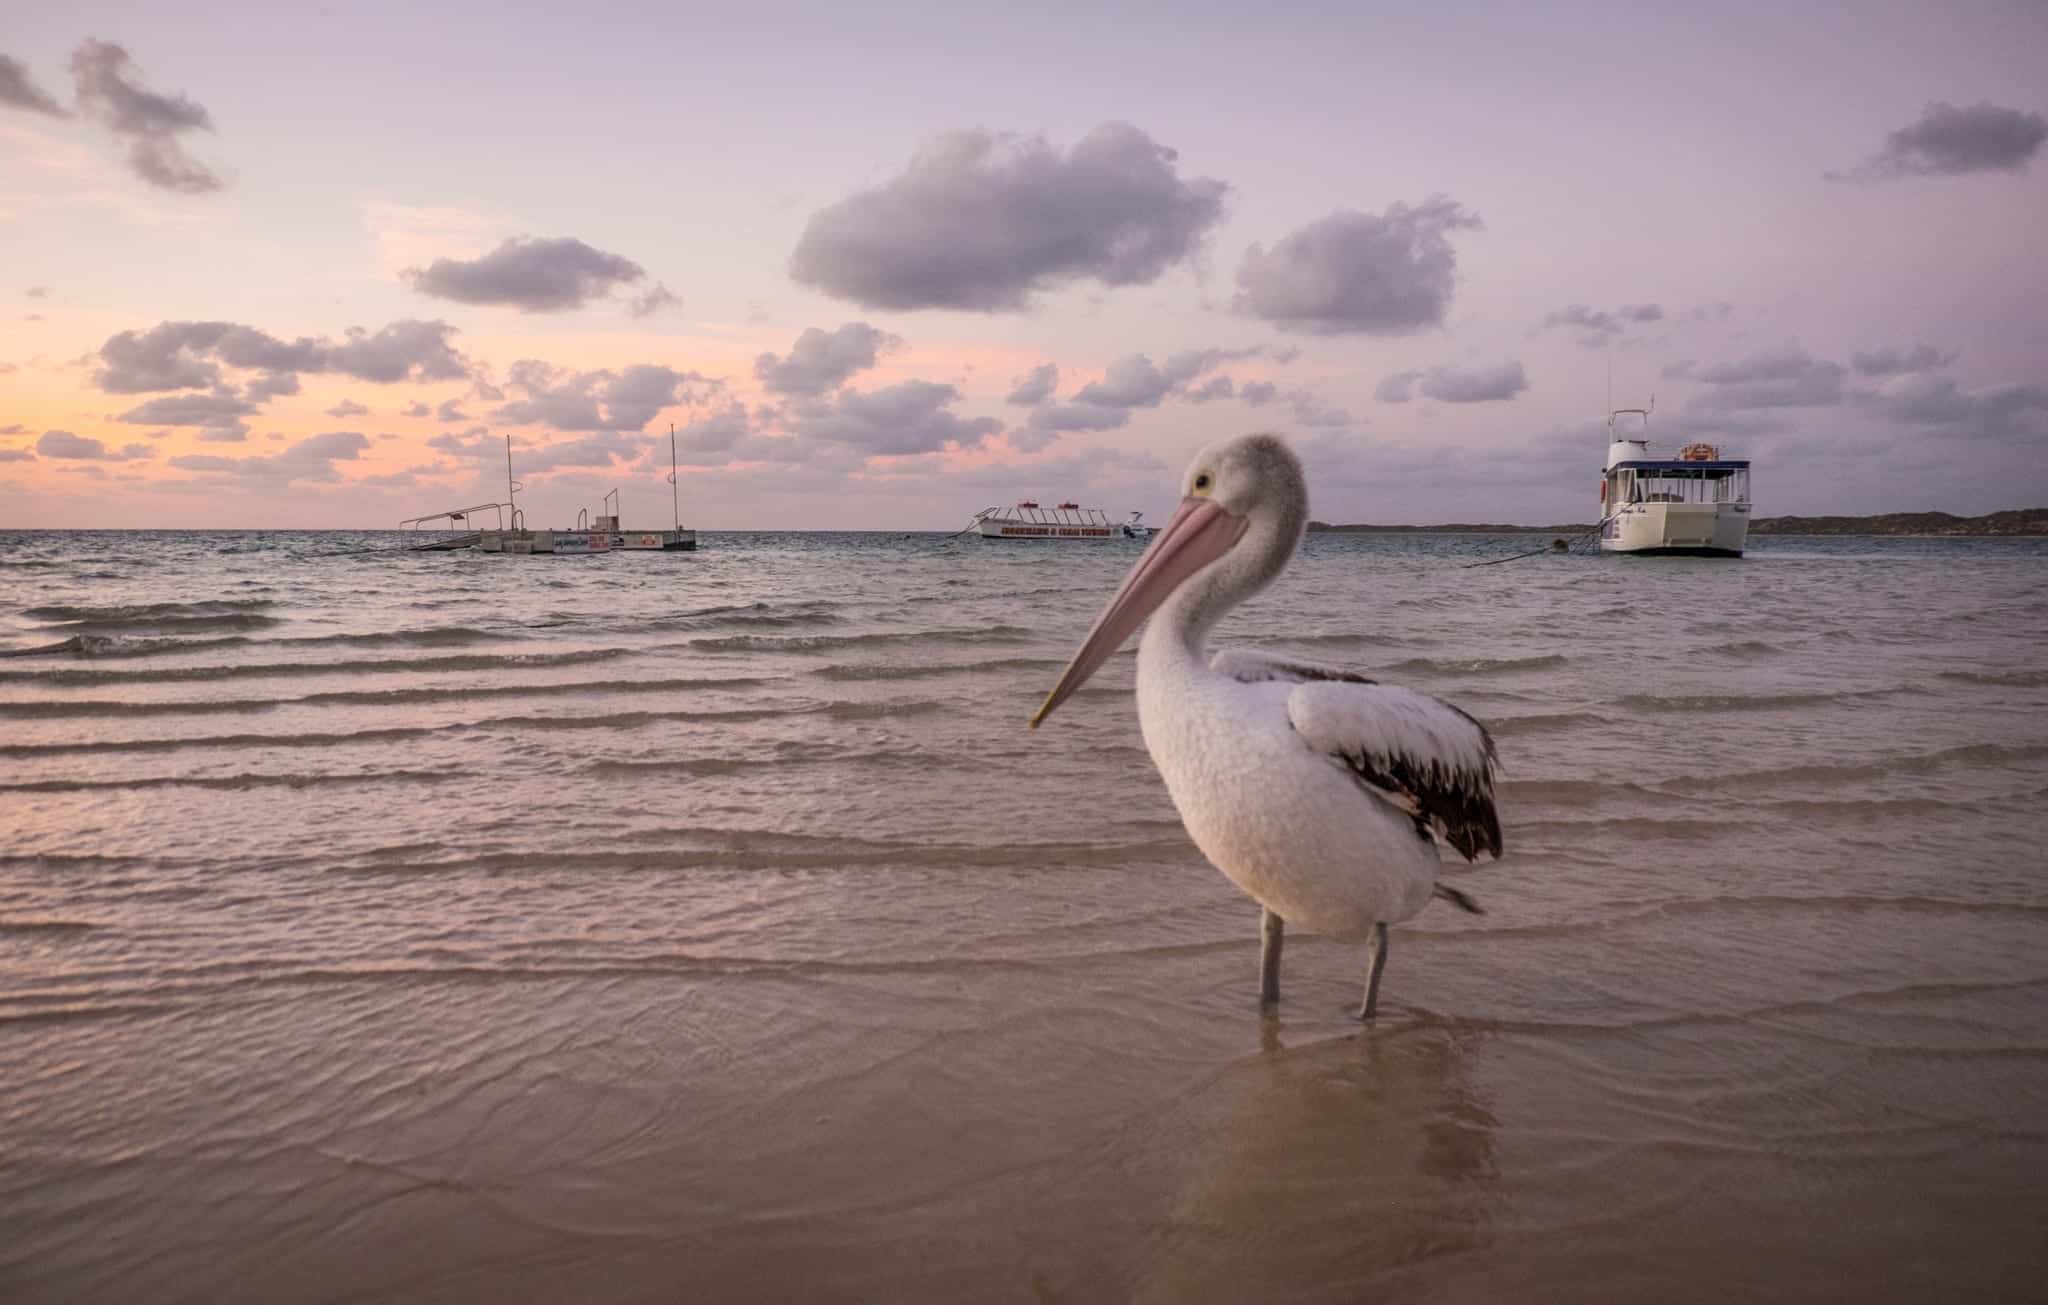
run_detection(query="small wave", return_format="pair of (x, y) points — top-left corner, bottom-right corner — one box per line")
(1644, 892), (2048, 920)
(336, 834), (1196, 877)
(654, 601), (844, 632)
(0, 702), (849, 757)
(814, 655), (1066, 682)
(583, 757), (781, 779)
(0, 675), (769, 720)
(688, 625), (1034, 654)
(1674, 742), (2048, 790)
(1500, 777), (1661, 806)
(0, 723), (441, 759)
(0, 647), (631, 687)
(1710, 639), (1784, 657)
(1488, 710), (1602, 737)
(283, 626), (515, 649)
(22, 598), (276, 622)
(0, 633), (255, 659)
(1617, 687), (1905, 712)
(475, 707), (787, 732)
(1517, 814), (1738, 838)
(37, 612), (283, 636)
(0, 919), (99, 935)
(1, 636), (97, 658)
(1756, 795), (1961, 819)
(1270, 632), (1409, 648)
(1387, 653), (1567, 676)
(1939, 668), (2048, 688)
(1420, 892), (2048, 943)
(819, 700), (947, 721)
(0, 770), (463, 794)
(0, 1003), (178, 1028)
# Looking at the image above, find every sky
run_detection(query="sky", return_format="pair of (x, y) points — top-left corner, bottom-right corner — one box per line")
(2, 0), (2044, 530)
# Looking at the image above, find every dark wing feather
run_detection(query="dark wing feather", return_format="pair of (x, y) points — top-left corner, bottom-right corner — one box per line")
(1285, 680), (1502, 862)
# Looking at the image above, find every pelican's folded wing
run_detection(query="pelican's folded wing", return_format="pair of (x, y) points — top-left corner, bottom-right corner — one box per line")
(1210, 646), (1378, 686)
(1284, 679), (1503, 862)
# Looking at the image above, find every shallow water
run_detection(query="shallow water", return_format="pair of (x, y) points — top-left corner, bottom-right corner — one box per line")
(2, 529), (2045, 1302)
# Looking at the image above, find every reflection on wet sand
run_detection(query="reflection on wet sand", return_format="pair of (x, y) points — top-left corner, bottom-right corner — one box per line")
(1128, 1022), (1497, 1302)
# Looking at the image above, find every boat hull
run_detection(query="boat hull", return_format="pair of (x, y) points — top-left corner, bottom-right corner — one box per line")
(974, 521), (1123, 540)
(1612, 545), (1744, 558)
(609, 530), (697, 551)
(1599, 502), (1748, 556)
(462, 528), (696, 554)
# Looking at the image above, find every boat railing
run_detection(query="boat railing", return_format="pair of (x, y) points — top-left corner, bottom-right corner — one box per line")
(1004, 502), (1114, 526)
(1612, 467), (1751, 506)
(966, 503), (1136, 531)
(1607, 395), (1654, 437)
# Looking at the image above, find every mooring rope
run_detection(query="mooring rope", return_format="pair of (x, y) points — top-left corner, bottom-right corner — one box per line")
(1461, 527), (1602, 568)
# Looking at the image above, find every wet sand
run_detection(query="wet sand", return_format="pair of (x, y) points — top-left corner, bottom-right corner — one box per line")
(7, 949), (2043, 1303)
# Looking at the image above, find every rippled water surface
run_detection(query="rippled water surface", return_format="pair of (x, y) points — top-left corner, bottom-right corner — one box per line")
(3, 528), (2045, 1303)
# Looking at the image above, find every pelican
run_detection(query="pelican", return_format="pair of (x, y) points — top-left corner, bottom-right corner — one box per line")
(1031, 434), (1501, 1019)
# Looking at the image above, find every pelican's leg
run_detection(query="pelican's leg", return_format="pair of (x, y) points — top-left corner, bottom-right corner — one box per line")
(1259, 907), (1284, 1006)
(1358, 922), (1389, 1021)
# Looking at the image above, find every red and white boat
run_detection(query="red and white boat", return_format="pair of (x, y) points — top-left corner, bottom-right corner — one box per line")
(965, 501), (1148, 541)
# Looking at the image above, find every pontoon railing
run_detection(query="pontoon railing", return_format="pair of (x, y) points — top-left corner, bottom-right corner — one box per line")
(400, 501), (513, 531)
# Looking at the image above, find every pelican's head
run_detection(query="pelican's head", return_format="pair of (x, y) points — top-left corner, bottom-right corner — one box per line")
(1030, 433), (1307, 727)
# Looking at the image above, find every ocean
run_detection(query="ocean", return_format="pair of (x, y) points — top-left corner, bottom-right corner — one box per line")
(3, 528), (2045, 1303)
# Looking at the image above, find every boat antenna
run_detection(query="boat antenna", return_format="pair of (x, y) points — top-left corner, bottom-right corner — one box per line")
(668, 422), (680, 531)
(1606, 350), (1612, 417)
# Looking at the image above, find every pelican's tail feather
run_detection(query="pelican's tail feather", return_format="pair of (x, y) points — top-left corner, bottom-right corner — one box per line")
(1434, 883), (1483, 914)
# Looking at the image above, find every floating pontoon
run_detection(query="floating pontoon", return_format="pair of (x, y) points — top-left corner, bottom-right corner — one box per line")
(402, 432), (697, 554)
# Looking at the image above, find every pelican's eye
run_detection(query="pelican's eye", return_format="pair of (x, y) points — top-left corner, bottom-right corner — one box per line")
(1193, 472), (1212, 495)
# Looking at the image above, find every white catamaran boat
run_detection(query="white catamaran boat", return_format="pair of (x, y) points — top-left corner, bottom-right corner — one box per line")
(964, 501), (1148, 540)
(1598, 402), (1751, 557)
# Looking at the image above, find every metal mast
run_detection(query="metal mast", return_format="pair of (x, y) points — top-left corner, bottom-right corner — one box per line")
(668, 423), (680, 530)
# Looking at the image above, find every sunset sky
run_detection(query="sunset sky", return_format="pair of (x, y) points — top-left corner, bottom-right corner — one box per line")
(3, 0), (2044, 530)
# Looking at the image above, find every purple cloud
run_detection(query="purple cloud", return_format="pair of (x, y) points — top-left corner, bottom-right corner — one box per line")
(407, 236), (658, 313)
(1834, 101), (2047, 180)
(791, 122), (1228, 311)
(69, 39), (224, 193)
(1234, 196), (1480, 335)
(754, 322), (900, 396)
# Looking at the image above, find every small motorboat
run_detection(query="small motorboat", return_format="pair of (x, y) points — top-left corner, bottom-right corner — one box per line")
(1598, 401), (1751, 557)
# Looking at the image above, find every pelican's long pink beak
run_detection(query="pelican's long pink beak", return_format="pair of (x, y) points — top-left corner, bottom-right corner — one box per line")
(1030, 496), (1247, 727)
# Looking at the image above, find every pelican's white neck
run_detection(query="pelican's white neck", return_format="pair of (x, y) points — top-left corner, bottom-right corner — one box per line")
(1140, 574), (1219, 672)
(1140, 508), (1301, 673)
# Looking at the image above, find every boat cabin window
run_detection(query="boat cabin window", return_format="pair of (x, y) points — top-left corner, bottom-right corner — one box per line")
(1616, 466), (1748, 505)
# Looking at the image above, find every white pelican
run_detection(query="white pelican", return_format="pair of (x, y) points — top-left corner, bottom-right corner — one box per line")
(1031, 434), (1501, 1018)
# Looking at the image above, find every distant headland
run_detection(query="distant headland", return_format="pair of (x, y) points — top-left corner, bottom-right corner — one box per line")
(1307, 508), (2048, 537)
